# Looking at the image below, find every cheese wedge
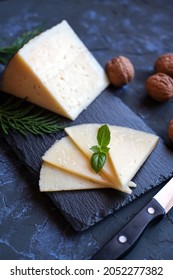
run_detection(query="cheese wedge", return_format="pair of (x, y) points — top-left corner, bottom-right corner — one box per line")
(42, 136), (118, 188)
(39, 162), (108, 192)
(1, 20), (109, 120)
(65, 123), (159, 188)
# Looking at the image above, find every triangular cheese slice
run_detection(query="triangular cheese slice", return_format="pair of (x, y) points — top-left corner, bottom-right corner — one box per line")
(42, 136), (121, 190)
(109, 125), (159, 186)
(65, 124), (121, 184)
(65, 123), (159, 188)
(39, 162), (108, 192)
(1, 20), (109, 120)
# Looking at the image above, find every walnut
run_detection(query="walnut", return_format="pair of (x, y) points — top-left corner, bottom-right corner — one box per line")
(154, 53), (173, 78)
(145, 73), (173, 102)
(105, 56), (135, 87)
(168, 119), (173, 142)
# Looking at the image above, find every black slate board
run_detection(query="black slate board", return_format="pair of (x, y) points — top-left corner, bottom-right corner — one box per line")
(2, 89), (173, 231)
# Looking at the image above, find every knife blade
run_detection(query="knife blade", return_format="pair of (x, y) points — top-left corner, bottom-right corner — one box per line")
(91, 177), (173, 260)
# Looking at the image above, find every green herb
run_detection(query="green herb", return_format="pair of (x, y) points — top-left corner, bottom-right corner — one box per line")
(0, 25), (44, 65)
(90, 124), (111, 173)
(0, 97), (65, 135)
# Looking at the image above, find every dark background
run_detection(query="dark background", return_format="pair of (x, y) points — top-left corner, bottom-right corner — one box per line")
(0, 0), (173, 259)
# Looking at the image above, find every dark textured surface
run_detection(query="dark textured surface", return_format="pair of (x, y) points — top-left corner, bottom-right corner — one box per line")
(0, 0), (173, 259)
(92, 198), (166, 260)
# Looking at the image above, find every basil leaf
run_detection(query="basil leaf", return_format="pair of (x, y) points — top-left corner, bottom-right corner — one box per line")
(90, 124), (111, 173)
(90, 145), (100, 153)
(100, 146), (110, 153)
(97, 124), (110, 147)
(90, 152), (106, 173)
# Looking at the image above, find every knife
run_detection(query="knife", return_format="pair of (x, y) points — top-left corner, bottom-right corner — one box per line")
(91, 177), (173, 260)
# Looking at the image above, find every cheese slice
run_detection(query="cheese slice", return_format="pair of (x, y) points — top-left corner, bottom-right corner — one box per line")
(65, 123), (120, 183)
(109, 125), (159, 186)
(1, 20), (109, 120)
(65, 123), (159, 188)
(42, 136), (119, 189)
(39, 162), (108, 192)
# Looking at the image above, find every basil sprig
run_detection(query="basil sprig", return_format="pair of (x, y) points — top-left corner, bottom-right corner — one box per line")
(90, 124), (111, 173)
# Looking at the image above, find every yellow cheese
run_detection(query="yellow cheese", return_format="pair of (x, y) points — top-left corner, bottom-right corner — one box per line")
(42, 136), (118, 189)
(1, 20), (109, 120)
(65, 123), (159, 188)
(109, 125), (159, 186)
(39, 162), (108, 191)
(65, 123), (120, 184)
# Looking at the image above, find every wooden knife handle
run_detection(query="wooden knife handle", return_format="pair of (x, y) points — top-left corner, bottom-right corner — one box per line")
(91, 198), (165, 260)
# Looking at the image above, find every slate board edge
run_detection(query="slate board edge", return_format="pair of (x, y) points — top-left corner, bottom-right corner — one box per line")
(1, 93), (173, 232)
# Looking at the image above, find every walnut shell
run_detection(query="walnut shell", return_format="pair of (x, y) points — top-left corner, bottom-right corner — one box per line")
(105, 56), (135, 87)
(154, 53), (173, 78)
(145, 73), (173, 102)
(168, 119), (173, 142)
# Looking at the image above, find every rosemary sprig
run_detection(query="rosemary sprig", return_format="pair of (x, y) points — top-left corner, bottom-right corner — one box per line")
(0, 97), (65, 135)
(0, 25), (44, 65)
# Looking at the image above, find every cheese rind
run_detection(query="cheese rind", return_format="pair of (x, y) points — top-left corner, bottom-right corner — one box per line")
(1, 20), (109, 120)
(65, 123), (159, 188)
(39, 162), (108, 191)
